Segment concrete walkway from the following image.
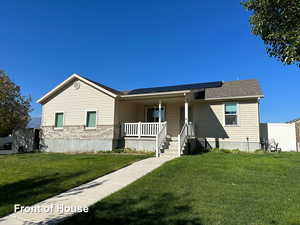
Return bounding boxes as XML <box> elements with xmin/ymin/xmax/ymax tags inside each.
<box><xmin>0</xmin><ymin>155</ymin><xmax>175</xmax><ymax>225</ymax></box>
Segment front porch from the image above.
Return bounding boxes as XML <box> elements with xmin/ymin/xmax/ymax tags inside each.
<box><xmin>116</xmin><ymin>95</ymin><xmax>194</xmax><ymax>157</ymax></box>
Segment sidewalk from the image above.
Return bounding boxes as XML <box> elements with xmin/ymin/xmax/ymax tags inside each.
<box><xmin>0</xmin><ymin>155</ymin><xmax>176</xmax><ymax>225</ymax></box>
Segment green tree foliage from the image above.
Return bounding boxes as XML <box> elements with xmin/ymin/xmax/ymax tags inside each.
<box><xmin>242</xmin><ymin>0</ymin><xmax>300</xmax><ymax>66</ymax></box>
<box><xmin>0</xmin><ymin>70</ymin><xmax>31</xmax><ymax>137</ymax></box>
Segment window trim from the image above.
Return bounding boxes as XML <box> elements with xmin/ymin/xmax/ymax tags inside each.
<box><xmin>85</xmin><ymin>110</ymin><xmax>98</xmax><ymax>129</ymax></box>
<box><xmin>54</xmin><ymin>111</ymin><xmax>64</xmax><ymax>130</ymax></box>
<box><xmin>223</xmin><ymin>102</ymin><xmax>239</xmax><ymax>127</ymax></box>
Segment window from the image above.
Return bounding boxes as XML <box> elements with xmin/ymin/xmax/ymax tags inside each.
<box><xmin>86</xmin><ymin>111</ymin><xmax>97</xmax><ymax>128</ymax></box>
<box><xmin>55</xmin><ymin>112</ymin><xmax>64</xmax><ymax>128</ymax></box>
<box><xmin>146</xmin><ymin>107</ymin><xmax>165</xmax><ymax>122</ymax></box>
<box><xmin>224</xmin><ymin>103</ymin><xmax>238</xmax><ymax>126</ymax></box>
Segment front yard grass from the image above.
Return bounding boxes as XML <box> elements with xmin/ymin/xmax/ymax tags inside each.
<box><xmin>0</xmin><ymin>152</ymin><xmax>149</xmax><ymax>217</ymax></box>
<box><xmin>61</xmin><ymin>152</ymin><xmax>300</xmax><ymax>225</ymax></box>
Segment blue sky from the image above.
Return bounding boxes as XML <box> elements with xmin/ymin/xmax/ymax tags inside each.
<box><xmin>0</xmin><ymin>0</ymin><xmax>299</xmax><ymax>122</ymax></box>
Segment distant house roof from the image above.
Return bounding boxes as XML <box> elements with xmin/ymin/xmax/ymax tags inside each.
<box><xmin>287</xmin><ymin>117</ymin><xmax>300</xmax><ymax>123</ymax></box>
<box><xmin>37</xmin><ymin>74</ymin><xmax>263</xmax><ymax>104</ymax></box>
<box><xmin>26</xmin><ymin>117</ymin><xmax>41</xmax><ymax>128</ymax></box>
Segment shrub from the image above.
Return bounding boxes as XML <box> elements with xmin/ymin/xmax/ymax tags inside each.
<box><xmin>109</xmin><ymin>148</ymin><xmax>154</xmax><ymax>156</ymax></box>
<box><xmin>210</xmin><ymin>148</ymin><xmax>221</xmax><ymax>152</ymax></box>
<box><xmin>231</xmin><ymin>149</ymin><xmax>240</xmax><ymax>154</ymax></box>
<box><xmin>209</xmin><ymin>148</ymin><xmax>239</xmax><ymax>154</ymax></box>
<box><xmin>220</xmin><ymin>149</ymin><xmax>232</xmax><ymax>153</ymax></box>
<box><xmin>255</xmin><ymin>149</ymin><xmax>266</xmax><ymax>154</ymax></box>
<box><xmin>112</xmin><ymin>148</ymin><xmax>124</xmax><ymax>153</ymax></box>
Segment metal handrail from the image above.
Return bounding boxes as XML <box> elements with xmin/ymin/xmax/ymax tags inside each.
<box><xmin>178</xmin><ymin>122</ymin><xmax>189</xmax><ymax>157</ymax></box>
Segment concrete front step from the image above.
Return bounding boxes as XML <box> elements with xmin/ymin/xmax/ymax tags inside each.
<box><xmin>163</xmin><ymin>150</ymin><xmax>178</xmax><ymax>154</ymax></box>
<box><xmin>166</xmin><ymin>136</ymin><xmax>178</xmax><ymax>141</ymax></box>
<box><xmin>164</xmin><ymin>149</ymin><xmax>177</xmax><ymax>152</ymax></box>
<box><xmin>162</xmin><ymin>154</ymin><xmax>178</xmax><ymax>157</ymax></box>
<box><xmin>161</xmin><ymin>150</ymin><xmax>177</xmax><ymax>154</ymax></box>
<box><xmin>162</xmin><ymin>152</ymin><xmax>178</xmax><ymax>155</ymax></box>
<box><xmin>164</xmin><ymin>147</ymin><xmax>177</xmax><ymax>150</ymax></box>
<box><xmin>168</xmin><ymin>144</ymin><xmax>178</xmax><ymax>147</ymax></box>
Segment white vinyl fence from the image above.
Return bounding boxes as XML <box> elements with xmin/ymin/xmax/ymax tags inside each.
<box><xmin>260</xmin><ymin>123</ymin><xmax>297</xmax><ymax>151</ymax></box>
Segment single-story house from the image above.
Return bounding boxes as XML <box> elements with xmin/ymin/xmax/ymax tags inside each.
<box><xmin>37</xmin><ymin>74</ymin><xmax>264</xmax><ymax>156</ymax></box>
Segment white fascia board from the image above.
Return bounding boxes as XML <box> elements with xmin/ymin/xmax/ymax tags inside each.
<box><xmin>120</xmin><ymin>90</ymin><xmax>191</xmax><ymax>98</ymax></box>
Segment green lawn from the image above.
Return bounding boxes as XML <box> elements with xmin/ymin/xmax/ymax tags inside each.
<box><xmin>0</xmin><ymin>152</ymin><xmax>149</xmax><ymax>217</ymax></box>
<box><xmin>61</xmin><ymin>152</ymin><xmax>300</xmax><ymax>225</ymax></box>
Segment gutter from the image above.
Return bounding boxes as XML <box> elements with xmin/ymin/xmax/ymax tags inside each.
<box><xmin>120</xmin><ymin>90</ymin><xmax>191</xmax><ymax>98</ymax></box>
<box><xmin>204</xmin><ymin>95</ymin><xmax>264</xmax><ymax>101</ymax></box>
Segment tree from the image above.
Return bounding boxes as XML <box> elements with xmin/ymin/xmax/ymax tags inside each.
<box><xmin>242</xmin><ymin>0</ymin><xmax>300</xmax><ymax>67</ymax></box>
<box><xmin>0</xmin><ymin>70</ymin><xmax>31</xmax><ymax>137</ymax></box>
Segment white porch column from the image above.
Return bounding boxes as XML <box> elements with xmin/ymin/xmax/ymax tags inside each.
<box><xmin>158</xmin><ymin>100</ymin><xmax>162</xmax><ymax>130</ymax></box>
<box><xmin>184</xmin><ymin>97</ymin><xmax>189</xmax><ymax>124</ymax></box>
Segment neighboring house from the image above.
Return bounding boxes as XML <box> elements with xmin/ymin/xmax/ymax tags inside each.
<box><xmin>37</xmin><ymin>74</ymin><xmax>263</xmax><ymax>155</ymax></box>
<box><xmin>287</xmin><ymin>117</ymin><xmax>300</xmax><ymax>150</ymax></box>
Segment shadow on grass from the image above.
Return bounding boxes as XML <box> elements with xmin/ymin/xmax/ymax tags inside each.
<box><xmin>60</xmin><ymin>192</ymin><xmax>203</xmax><ymax>225</ymax></box>
<box><xmin>0</xmin><ymin>171</ymin><xmax>90</xmax><ymax>217</ymax></box>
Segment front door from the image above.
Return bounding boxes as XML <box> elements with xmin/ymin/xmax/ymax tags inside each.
<box><xmin>146</xmin><ymin>107</ymin><xmax>166</xmax><ymax>122</ymax></box>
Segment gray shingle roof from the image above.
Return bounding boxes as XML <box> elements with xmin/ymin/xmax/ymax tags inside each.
<box><xmin>205</xmin><ymin>79</ymin><xmax>263</xmax><ymax>99</ymax></box>
<box><xmin>83</xmin><ymin>77</ymin><xmax>123</xmax><ymax>95</ymax></box>
<box><xmin>85</xmin><ymin>77</ymin><xmax>263</xmax><ymax>99</ymax></box>
<box><xmin>125</xmin><ymin>81</ymin><xmax>222</xmax><ymax>95</ymax></box>
<box><xmin>287</xmin><ymin>117</ymin><xmax>300</xmax><ymax>123</ymax></box>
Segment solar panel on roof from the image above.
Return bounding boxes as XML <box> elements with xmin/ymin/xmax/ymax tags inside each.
<box><xmin>126</xmin><ymin>81</ymin><xmax>222</xmax><ymax>95</ymax></box>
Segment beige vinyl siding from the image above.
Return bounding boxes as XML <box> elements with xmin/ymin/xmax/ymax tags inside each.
<box><xmin>42</xmin><ymin>79</ymin><xmax>115</xmax><ymax>126</ymax></box>
<box><xmin>114</xmin><ymin>101</ymin><xmax>138</xmax><ymax>124</ymax></box>
<box><xmin>136</xmin><ymin>104</ymin><xmax>145</xmax><ymax>122</ymax></box>
<box><xmin>166</xmin><ymin>102</ymin><xmax>181</xmax><ymax>137</ymax></box>
<box><xmin>193</xmin><ymin>99</ymin><xmax>259</xmax><ymax>143</ymax></box>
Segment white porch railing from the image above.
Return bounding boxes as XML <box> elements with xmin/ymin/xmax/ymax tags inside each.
<box><xmin>178</xmin><ymin>123</ymin><xmax>189</xmax><ymax>157</ymax></box>
<box><xmin>122</xmin><ymin>122</ymin><xmax>166</xmax><ymax>137</ymax></box>
<box><xmin>156</xmin><ymin>122</ymin><xmax>167</xmax><ymax>157</ymax></box>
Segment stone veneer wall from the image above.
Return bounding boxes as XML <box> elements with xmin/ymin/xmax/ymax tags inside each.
<box><xmin>41</xmin><ymin>125</ymin><xmax>115</xmax><ymax>152</ymax></box>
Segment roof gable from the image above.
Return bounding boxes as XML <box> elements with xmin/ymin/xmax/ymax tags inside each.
<box><xmin>37</xmin><ymin>74</ymin><xmax>118</xmax><ymax>104</ymax></box>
